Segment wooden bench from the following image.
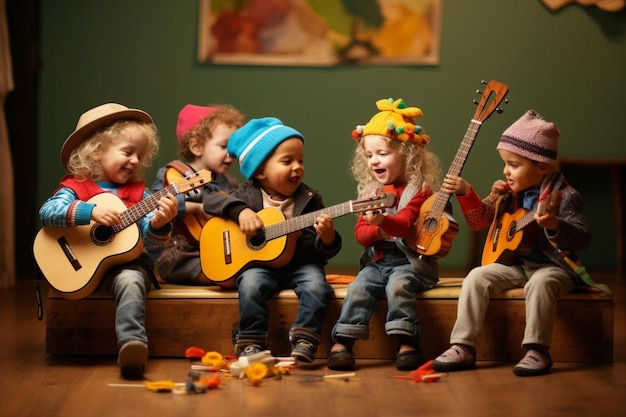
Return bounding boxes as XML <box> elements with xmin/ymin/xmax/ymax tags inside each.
<box><xmin>44</xmin><ymin>277</ymin><xmax>614</xmax><ymax>362</ymax></box>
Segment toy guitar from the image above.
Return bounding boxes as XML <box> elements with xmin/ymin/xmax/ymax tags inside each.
<box><xmin>481</xmin><ymin>207</ymin><xmax>538</xmax><ymax>265</ymax></box>
<box><xmin>406</xmin><ymin>80</ymin><xmax>509</xmax><ymax>257</ymax></box>
<box><xmin>163</xmin><ymin>163</ymin><xmax>213</xmax><ymax>244</ymax></box>
<box><xmin>481</xmin><ymin>190</ymin><xmax>562</xmax><ymax>265</ymax></box>
<box><xmin>33</xmin><ymin>170</ymin><xmax>212</xmax><ymax>300</ymax></box>
<box><xmin>199</xmin><ymin>193</ymin><xmax>397</xmax><ymax>288</ymax></box>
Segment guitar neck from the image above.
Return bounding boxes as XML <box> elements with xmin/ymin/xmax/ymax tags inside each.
<box><xmin>515</xmin><ymin>208</ymin><xmax>537</xmax><ymax>232</ymax></box>
<box><xmin>429</xmin><ymin>118</ymin><xmax>483</xmax><ymax>217</ymax></box>
<box><xmin>264</xmin><ymin>200</ymin><xmax>355</xmax><ymax>240</ymax></box>
<box><xmin>113</xmin><ymin>184</ymin><xmax>178</xmax><ymax>233</ymax></box>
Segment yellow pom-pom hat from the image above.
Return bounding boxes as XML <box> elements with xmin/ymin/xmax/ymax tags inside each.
<box><xmin>352</xmin><ymin>98</ymin><xmax>430</xmax><ymax>146</ymax></box>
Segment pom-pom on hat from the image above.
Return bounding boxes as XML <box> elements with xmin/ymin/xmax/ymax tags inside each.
<box><xmin>497</xmin><ymin>110</ymin><xmax>560</xmax><ymax>164</ymax></box>
<box><xmin>176</xmin><ymin>104</ymin><xmax>218</xmax><ymax>144</ymax></box>
<box><xmin>227</xmin><ymin>117</ymin><xmax>304</xmax><ymax>179</ymax></box>
<box><xmin>352</xmin><ymin>98</ymin><xmax>430</xmax><ymax>146</ymax></box>
<box><xmin>61</xmin><ymin>103</ymin><xmax>153</xmax><ymax>169</ymax></box>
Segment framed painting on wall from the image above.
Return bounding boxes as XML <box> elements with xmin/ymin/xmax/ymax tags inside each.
<box><xmin>197</xmin><ymin>0</ymin><xmax>442</xmax><ymax>66</ymax></box>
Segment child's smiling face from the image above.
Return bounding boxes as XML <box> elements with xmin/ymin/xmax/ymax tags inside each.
<box><xmin>254</xmin><ymin>137</ymin><xmax>304</xmax><ymax>198</ymax></box>
<box><xmin>362</xmin><ymin>135</ymin><xmax>405</xmax><ymax>186</ymax></box>
<box><xmin>97</xmin><ymin>127</ymin><xmax>149</xmax><ymax>184</ymax></box>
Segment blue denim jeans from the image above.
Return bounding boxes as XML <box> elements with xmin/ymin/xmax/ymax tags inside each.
<box><xmin>236</xmin><ymin>263</ymin><xmax>333</xmax><ymax>337</ymax></box>
<box><xmin>102</xmin><ymin>266</ymin><xmax>152</xmax><ymax>348</ymax></box>
<box><xmin>332</xmin><ymin>249</ymin><xmax>436</xmax><ymax>345</ymax></box>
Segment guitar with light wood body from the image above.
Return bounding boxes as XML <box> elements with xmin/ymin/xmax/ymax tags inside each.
<box><xmin>33</xmin><ymin>170</ymin><xmax>212</xmax><ymax>300</ymax></box>
<box><xmin>406</xmin><ymin>80</ymin><xmax>509</xmax><ymax>257</ymax></box>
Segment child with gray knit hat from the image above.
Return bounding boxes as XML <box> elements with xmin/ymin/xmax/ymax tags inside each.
<box><xmin>200</xmin><ymin>117</ymin><xmax>342</xmax><ymax>364</ymax></box>
<box><xmin>432</xmin><ymin>109</ymin><xmax>604</xmax><ymax>377</ymax></box>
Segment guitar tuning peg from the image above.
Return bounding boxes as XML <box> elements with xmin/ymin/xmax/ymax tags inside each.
<box><xmin>475</xmin><ymin>89</ymin><xmax>482</xmax><ymax>95</ymax></box>
<box><xmin>480</xmin><ymin>79</ymin><xmax>487</xmax><ymax>85</ymax></box>
<box><xmin>504</xmin><ymin>99</ymin><xmax>509</xmax><ymax>104</ymax></box>
<box><xmin>472</xmin><ymin>99</ymin><xmax>479</xmax><ymax>105</ymax></box>
<box><xmin>496</xmin><ymin>108</ymin><xmax>503</xmax><ymax>114</ymax></box>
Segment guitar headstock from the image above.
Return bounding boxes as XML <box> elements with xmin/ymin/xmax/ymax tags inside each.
<box><xmin>472</xmin><ymin>80</ymin><xmax>509</xmax><ymax>123</ymax></box>
<box><xmin>172</xmin><ymin>169</ymin><xmax>212</xmax><ymax>194</ymax></box>
<box><xmin>352</xmin><ymin>193</ymin><xmax>397</xmax><ymax>212</ymax></box>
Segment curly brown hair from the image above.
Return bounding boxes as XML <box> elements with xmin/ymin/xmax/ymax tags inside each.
<box><xmin>178</xmin><ymin>104</ymin><xmax>245</xmax><ymax>161</ymax></box>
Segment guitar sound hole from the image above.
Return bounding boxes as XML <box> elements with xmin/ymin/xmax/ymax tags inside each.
<box><xmin>506</xmin><ymin>221</ymin><xmax>517</xmax><ymax>240</ymax></box>
<box><xmin>91</xmin><ymin>224</ymin><xmax>115</xmax><ymax>246</ymax></box>
<box><xmin>248</xmin><ymin>230</ymin><xmax>267</xmax><ymax>250</ymax></box>
<box><xmin>423</xmin><ymin>218</ymin><xmax>439</xmax><ymax>232</ymax></box>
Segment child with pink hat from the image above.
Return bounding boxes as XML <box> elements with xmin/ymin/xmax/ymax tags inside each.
<box><xmin>433</xmin><ymin>110</ymin><xmax>605</xmax><ymax>377</ymax></box>
<box><xmin>150</xmin><ymin>103</ymin><xmax>244</xmax><ymax>285</ymax></box>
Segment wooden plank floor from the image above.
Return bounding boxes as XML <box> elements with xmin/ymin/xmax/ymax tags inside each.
<box><xmin>1</xmin><ymin>271</ymin><xmax>625</xmax><ymax>417</ymax></box>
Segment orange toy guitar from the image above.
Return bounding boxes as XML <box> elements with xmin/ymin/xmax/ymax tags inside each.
<box><xmin>33</xmin><ymin>170</ymin><xmax>212</xmax><ymax>300</ymax></box>
<box><xmin>482</xmin><ymin>190</ymin><xmax>562</xmax><ymax>266</ymax></box>
<box><xmin>163</xmin><ymin>161</ymin><xmax>213</xmax><ymax>244</ymax></box>
<box><xmin>406</xmin><ymin>80</ymin><xmax>509</xmax><ymax>257</ymax></box>
<box><xmin>199</xmin><ymin>193</ymin><xmax>396</xmax><ymax>288</ymax></box>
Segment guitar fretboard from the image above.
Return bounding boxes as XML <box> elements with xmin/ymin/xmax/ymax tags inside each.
<box><xmin>264</xmin><ymin>201</ymin><xmax>353</xmax><ymax>240</ymax></box>
<box><xmin>514</xmin><ymin>209</ymin><xmax>537</xmax><ymax>232</ymax></box>
<box><xmin>112</xmin><ymin>184</ymin><xmax>179</xmax><ymax>233</ymax></box>
<box><xmin>429</xmin><ymin>119</ymin><xmax>483</xmax><ymax>217</ymax></box>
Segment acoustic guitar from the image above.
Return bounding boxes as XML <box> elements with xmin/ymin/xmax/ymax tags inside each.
<box><xmin>406</xmin><ymin>80</ymin><xmax>509</xmax><ymax>257</ymax></box>
<box><xmin>199</xmin><ymin>193</ymin><xmax>397</xmax><ymax>288</ymax></box>
<box><xmin>33</xmin><ymin>170</ymin><xmax>212</xmax><ymax>300</ymax></box>
<box><xmin>163</xmin><ymin>165</ymin><xmax>212</xmax><ymax>244</ymax></box>
<box><xmin>481</xmin><ymin>190</ymin><xmax>562</xmax><ymax>265</ymax></box>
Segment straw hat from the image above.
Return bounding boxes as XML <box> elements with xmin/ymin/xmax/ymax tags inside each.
<box><xmin>60</xmin><ymin>103</ymin><xmax>153</xmax><ymax>169</ymax></box>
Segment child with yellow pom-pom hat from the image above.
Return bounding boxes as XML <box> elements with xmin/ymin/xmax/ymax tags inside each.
<box><xmin>328</xmin><ymin>98</ymin><xmax>443</xmax><ymax>371</ymax></box>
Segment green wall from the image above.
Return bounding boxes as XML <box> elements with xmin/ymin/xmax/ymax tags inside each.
<box><xmin>39</xmin><ymin>0</ymin><xmax>626</xmax><ymax>272</ymax></box>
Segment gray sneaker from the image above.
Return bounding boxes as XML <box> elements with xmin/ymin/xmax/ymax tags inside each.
<box><xmin>432</xmin><ymin>345</ymin><xmax>476</xmax><ymax>372</ymax></box>
<box><xmin>291</xmin><ymin>340</ymin><xmax>317</xmax><ymax>363</ymax></box>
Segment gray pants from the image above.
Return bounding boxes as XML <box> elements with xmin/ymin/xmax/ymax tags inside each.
<box><xmin>450</xmin><ymin>258</ymin><xmax>575</xmax><ymax>349</ymax></box>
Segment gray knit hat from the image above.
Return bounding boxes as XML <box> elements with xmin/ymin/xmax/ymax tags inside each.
<box><xmin>497</xmin><ymin>110</ymin><xmax>559</xmax><ymax>164</ymax></box>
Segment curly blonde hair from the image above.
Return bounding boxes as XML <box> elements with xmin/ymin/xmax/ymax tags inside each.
<box><xmin>66</xmin><ymin>120</ymin><xmax>159</xmax><ymax>182</ymax></box>
<box><xmin>351</xmin><ymin>135</ymin><xmax>442</xmax><ymax>196</ymax></box>
<box><xmin>178</xmin><ymin>104</ymin><xmax>245</xmax><ymax>161</ymax></box>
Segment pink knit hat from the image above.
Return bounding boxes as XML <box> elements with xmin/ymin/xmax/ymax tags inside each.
<box><xmin>497</xmin><ymin>110</ymin><xmax>560</xmax><ymax>163</ymax></box>
<box><xmin>176</xmin><ymin>104</ymin><xmax>218</xmax><ymax>144</ymax></box>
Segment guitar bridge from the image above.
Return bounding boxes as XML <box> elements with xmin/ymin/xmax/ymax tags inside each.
<box><xmin>222</xmin><ymin>230</ymin><xmax>232</xmax><ymax>265</ymax></box>
<box><xmin>58</xmin><ymin>236</ymin><xmax>82</xmax><ymax>271</ymax></box>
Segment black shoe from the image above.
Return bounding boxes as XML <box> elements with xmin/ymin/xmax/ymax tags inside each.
<box><xmin>396</xmin><ymin>350</ymin><xmax>424</xmax><ymax>371</ymax></box>
<box><xmin>327</xmin><ymin>349</ymin><xmax>355</xmax><ymax>370</ymax></box>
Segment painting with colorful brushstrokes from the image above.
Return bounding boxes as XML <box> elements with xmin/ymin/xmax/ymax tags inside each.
<box><xmin>198</xmin><ymin>0</ymin><xmax>441</xmax><ymax>66</ymax></box>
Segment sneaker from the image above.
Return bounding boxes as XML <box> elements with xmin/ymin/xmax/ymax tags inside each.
<box><xmin>431</xmin><ymin>344</ymin><xmax>476</xmax><ymax>372</ymax></box>
<box><xmin>118</xmin><ymin>340</ymin><xmax>148</xmax><ymax>378</ymax></box>
<box><xmin>291</xmin><ymin>339</ymin><xmax>317</xmax><ymax>363</ymax></box>
<box><xmin>513</xmin><ymin>349</ymin><xmax>553</xmax><ymax>377</ymax></box>
<box><xmin>239</xmin><ymin>344</ymin><xmax>264</xmax><ymax>357</ymax></box>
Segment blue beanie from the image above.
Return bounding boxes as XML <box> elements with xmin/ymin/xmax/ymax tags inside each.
<box><xmin>227</xmin><ymin>117</ymin><xmax>304</xmax><ymax>179</ymax></box>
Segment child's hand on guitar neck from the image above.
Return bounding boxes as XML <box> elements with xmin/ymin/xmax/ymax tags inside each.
<box><xmin>151</xmin><ymin>192</ymin><xmax>178</xmax><ymax>230</ymax></box>
<box><xmin>313</xmin><ymin>214</ymin><xmax>336</xmax><ymax>246</ymax></box>
<box><xmin>442</xmin><ymin>174</ymin><xmax>472</xmax><ymax>196</ymax></box>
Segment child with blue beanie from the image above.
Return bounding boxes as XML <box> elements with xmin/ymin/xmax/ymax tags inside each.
<box><xmin>201</xmin><ymin>117</ymin><xmax>342</xmax><ymax>364</ymax></box>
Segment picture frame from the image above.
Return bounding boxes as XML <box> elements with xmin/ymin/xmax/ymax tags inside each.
<box><xmin>198</xmin><ymin>0</ymin><xmax>442</xmax><ymax>66</ymax></box>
